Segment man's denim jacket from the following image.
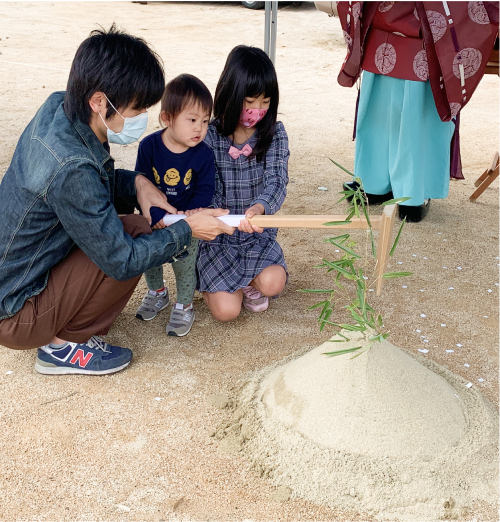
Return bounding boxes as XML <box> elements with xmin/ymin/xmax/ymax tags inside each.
<box><xmin>0</xmin><ymin>92</ymin><xmax>191</xmax><ymax>320</ymax></box>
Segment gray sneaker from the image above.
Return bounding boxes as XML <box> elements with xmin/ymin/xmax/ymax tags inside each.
<box><xmin>135</xmin><ymin>289</ymin><xmax>170</xmax><ymax>321</ymax></box>
<box><xmin>167</xmin><ymin>303</ymin><xmax>195</xmax><ymax>337</ymax></box>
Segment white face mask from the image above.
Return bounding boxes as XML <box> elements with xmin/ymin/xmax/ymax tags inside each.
<box><xmin>99</xmin><ymin>94</ymin><xmax>148</xmax><ymax>145</ymax></box>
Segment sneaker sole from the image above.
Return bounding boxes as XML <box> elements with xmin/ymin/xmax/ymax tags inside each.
<box><xmin>167</xmin><ymin>324</ymin><xmax>193</xmax><ymax>337</ymax></box>
<box><xmin>34</xmin><ymin>360</ymin><xmax>131</xmax><ymax>376</ymax></box>
<box><xmin>135</xmin><ymin>301</ymin><xmax>170</xmax><ymax>321</ymax></box>
<box><xmin>167</xmin><ymin>315</ymin><xmax>195</xmax><ymax>337</ymax></box>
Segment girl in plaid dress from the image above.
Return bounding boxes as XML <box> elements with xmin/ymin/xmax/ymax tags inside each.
<box><xmin>197</xmin><ymin>45</ymin><xmax>289</xmax><ymax>321</ymax></box>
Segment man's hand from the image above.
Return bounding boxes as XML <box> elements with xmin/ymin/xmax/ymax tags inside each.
<box><xmin>184</xmin><ymin>208</ymin><xmax>205</xmax><ymax>217</ymax></box>
<box><xmin>184</xmin><ymin>208</ymin><xmax>235</xmax><ymax>240</ymax></box>
<box><xmin>238</xmin><ymin>203</ymin><xmax>265</xmax><ymax>234</ymax></box>
<box><xmin>135</xmin><ymin>175</ymin><xmax>177</xmax><ymax>225</ymax></box>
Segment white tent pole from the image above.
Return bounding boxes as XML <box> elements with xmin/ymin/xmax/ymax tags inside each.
<box><xmin>264</xmin><ymin>1</ymin><xmax>277</xmax><ymax>65</ymax></box>
<box><xmin>264</xmin><ymin>2</ymin><xmax>271</xmax><ymax>55</ymax></box>
<box><xmin>271</xmin><ymin>1</ymin><xmax>277</xmax><ymax>64</ymax></box>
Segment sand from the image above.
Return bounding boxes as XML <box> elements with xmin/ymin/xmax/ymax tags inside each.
<box><xmin>213</xmin><ymin>331</ymin><xmax>499</xmax><ymax>521</ymax></box>
<box><xmin>0</xmin><ymin>2</ymin><xmax>498</xmax><ymax>521</ymax></box>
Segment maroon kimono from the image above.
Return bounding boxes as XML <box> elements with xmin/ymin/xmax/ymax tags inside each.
<box><xmin>337</xmin><ymin>2</ymin><xmax>498</xmax><ymax>178</ymax></box>
<box><xmin>337</xmin><ymin>1</ymin><xmax>499</xmax><ymax>121</ymax></box>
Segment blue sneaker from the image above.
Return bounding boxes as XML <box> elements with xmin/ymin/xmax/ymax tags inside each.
<box><xmin>34</xmin><ymin>336</ymin><xmax>132</xmax><ymax>375</ymax></box>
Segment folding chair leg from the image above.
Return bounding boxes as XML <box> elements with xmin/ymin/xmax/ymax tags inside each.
<box><xmin>470</xmin><ymin>165</ymin><xmax>499</xmax><ymax>202</ymax></box>
<box><xmin>474</xmin><ymin>168</ymin><xmax>491</xmax><ymax>187</ymax></box>
<box><xmin>472</xmin><ymin>152</ymin><xmax>499</xmax><ymax>190</ymax></box>
<box><xmin>375</xmin><ymin>204</ymin><xmax>397</xmax><ymax>296</ymax></box>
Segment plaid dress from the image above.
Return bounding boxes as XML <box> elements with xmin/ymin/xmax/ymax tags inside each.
<box><xmin>197</xmin><ymin>121</ymin><xmax>289</xmax><ymax>293</ymax></box>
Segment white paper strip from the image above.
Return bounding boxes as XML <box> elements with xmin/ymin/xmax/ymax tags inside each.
<box><xmin>162</xmin><ymin>214</ymin><xmax>246</xmax><ymax>227</ymax></box>
<box><xmin>459</xmin><ymin>63</ymin><xmax>465</xmax><ymax>87</ymax></box>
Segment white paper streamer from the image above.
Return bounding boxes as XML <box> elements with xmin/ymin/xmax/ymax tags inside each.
<box><xmin>162</xmin><ymin>214</ymin><xmax>246</xmax><ymax>227</ymax></box>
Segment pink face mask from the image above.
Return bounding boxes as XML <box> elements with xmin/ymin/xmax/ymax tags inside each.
<box><xmin>239</xmin><ymin>108</ymin><xmax>268</xmax><ymax>128</ymax></box>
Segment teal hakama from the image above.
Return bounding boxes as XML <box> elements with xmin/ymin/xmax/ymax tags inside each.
<box><xmin>354</xmin><ymin>72</ymin><xmax>455</xmax><ymax>207</ymax></box>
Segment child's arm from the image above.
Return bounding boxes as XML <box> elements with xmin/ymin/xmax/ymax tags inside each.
<box><xmin>251</xmin><ymin>122</ymin><xmax>289</xmax><ymax>215</ymax></box>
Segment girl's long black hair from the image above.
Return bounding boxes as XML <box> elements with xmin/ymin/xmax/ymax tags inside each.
<box><xmin>213</xmin><ymin>45</ymin><xmax>279</xmax><ymax>162</ymax></box>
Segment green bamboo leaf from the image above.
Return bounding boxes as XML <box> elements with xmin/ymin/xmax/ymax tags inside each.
<box><xmin>382</xmin><ymin>271</ymin><xmax>413</xmax><ymax>278</ymax></box>
<box><xmin>329</xmin><ymin>234</ymin><xmax>350</xmax><ymax>243</ymax></box>
<box><xmin>323</xmin><ymin>346</ymin><xmax>362</xmax><ymax>357</ymax></box>
<box><xmin>350</xmin><ymin>308</ymin><xmax>365</xmax><ymax>324</ymax></box>
<box><xmin>322</xmin><ymin>261</ymin><xmax>356</xmax><ymax>278</ymax></box>
<box><xmin>381</xmin><ymin>197</ymin><xmax>412</xmax><ymax>206</ymax></box>
<box><xmin>321</xmin><ymin>321</ymin><xmax>343</xmax><ymax>328</ymax></box>
<box><xmin>389</xmin><ymin>217</ymin><xmax>406</xmax><ymax>257</ymax></box>
<box><xmin>339</xmin><ymin>324</ymin><xmax>366</xmax><ymax>332</ymax></box>
<box><xmin>327</xmin><ymin>157</ymin><xmax>353</xmax><ymax>176</ymax></box>
<box><xmin>377</xmin><ymin>314</ymin><xmax>383</xmax><ymax>327</ymax></box>
<box><xmin>353</xmin><ymin>198</ymin><xmax>360</xmax><ymax>218</ymax></box>
<box><xmin>334</xmin><ymin>195</ymin><xmax>349</xmax><ymax>205</ymax></box>
<box><xmin>365</xmin><ymin>302</ymin><xmax>375</xmax><ymax>313</ymax></box>
<box><xmin>323</xmin><ymin>220</ymin><xmax>352</xmax><ymax>226</ymax></box>
<box><xmin>360</xmin><ymin>198</ymin><xmax>372</xmax><ymax>227</ymax></box>
<box><xmin>307</xmin><ymin>300</ymin><xmax>330</xmax><ymax>310</ymax></box>
<box><xmin>350</xmin><ymin>342</ymin><xmax>373</xmax><ymax>359</ymax></box>
<box><xmin>323</xmin><ymin>239</ymin><xmax>362</xmax><ymax>259</ymax></box>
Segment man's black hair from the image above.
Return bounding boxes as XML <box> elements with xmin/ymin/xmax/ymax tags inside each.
<box><xmin>64</xmin><ymin>24</ymin><xmax>165</xmax><ymax>124</ymax></box>
<box><xmin>160</xmin><ymin>74</ymin><xmax>213</xmax><ymax>125</ymax></box>
<box><xmin>213</xmin><ymin>45</ymin><xmax>279</xmax><ymax>162</ymax></box>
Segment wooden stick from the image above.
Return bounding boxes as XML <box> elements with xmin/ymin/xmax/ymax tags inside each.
<box><xmin>374</xmin><ymin>204</ymin><xmax>397</xmax><ymax>296</ymax></box>
<box><xmin>249</xmin><ymin>215</ymin><xmax>382</xmax><ymax>230</ymax></box>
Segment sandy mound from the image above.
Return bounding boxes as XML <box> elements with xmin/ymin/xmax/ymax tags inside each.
<box><xmin>213</xmin><ymin>332</ymin><xmax>498</xmax><ymax>521</ymax></box>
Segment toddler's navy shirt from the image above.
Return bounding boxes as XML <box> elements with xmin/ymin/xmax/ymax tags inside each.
<box><xmin>135</xmin><ymin>129</ymin><xmax>215</xmax><ymax>226</ymax></box>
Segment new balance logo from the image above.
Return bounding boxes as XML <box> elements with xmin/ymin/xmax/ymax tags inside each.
<box><xmin>70</xmin><ymin>349</ymin><xmax>93</xmax><ymax>368</ymax></box>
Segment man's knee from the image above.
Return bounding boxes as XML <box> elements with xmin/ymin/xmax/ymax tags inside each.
<box><xmin>120</xmin><ymin>214</ymin><xmax>152</xmax><ymax>238</ymax></box>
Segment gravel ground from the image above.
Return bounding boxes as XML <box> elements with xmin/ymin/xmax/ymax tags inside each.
<box><xmin>0</xmin><ymin>2</ymin><xmax>498</xmax><ymax>521</ymax></box>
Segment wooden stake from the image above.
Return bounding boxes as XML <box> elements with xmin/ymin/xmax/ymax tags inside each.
<box><xmin>374</xmin><ymin>205</ymin><xmax>397</xmax><ymax>296</ymax></box>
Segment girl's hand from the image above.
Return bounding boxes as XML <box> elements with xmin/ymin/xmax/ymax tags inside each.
<box><xmin>239</xmin><ymin>203</ymin><xmax>265</xmax><ymax>234</ymax></box>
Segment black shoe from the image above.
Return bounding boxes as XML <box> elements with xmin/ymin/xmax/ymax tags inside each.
<box><xmin>398</xmin><ymin>199</ymin><xmax>431</xmax><ymax>223</ymax></box>
<box><xmin>342</xmin><ymin>181</ymin><xmax>394</xmax><ymax>205</ymax></box>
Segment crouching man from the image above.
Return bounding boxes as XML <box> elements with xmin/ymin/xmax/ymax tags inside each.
<box><xmin>0</xmin><ymin>25</ymin><xmax>233</xmax><ymax>375</ymax></box>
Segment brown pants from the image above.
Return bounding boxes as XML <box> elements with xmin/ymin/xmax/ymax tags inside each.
<box><xmin>0</xmin><ymin>215</ymin><xmax>151</xmax><ymax>350</ymax></box>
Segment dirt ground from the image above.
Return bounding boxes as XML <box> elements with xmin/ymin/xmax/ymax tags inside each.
<box><xmin>0</xmin><ymin>2</ymin><xmax>498</xmax><ymax>521</ymax></box>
